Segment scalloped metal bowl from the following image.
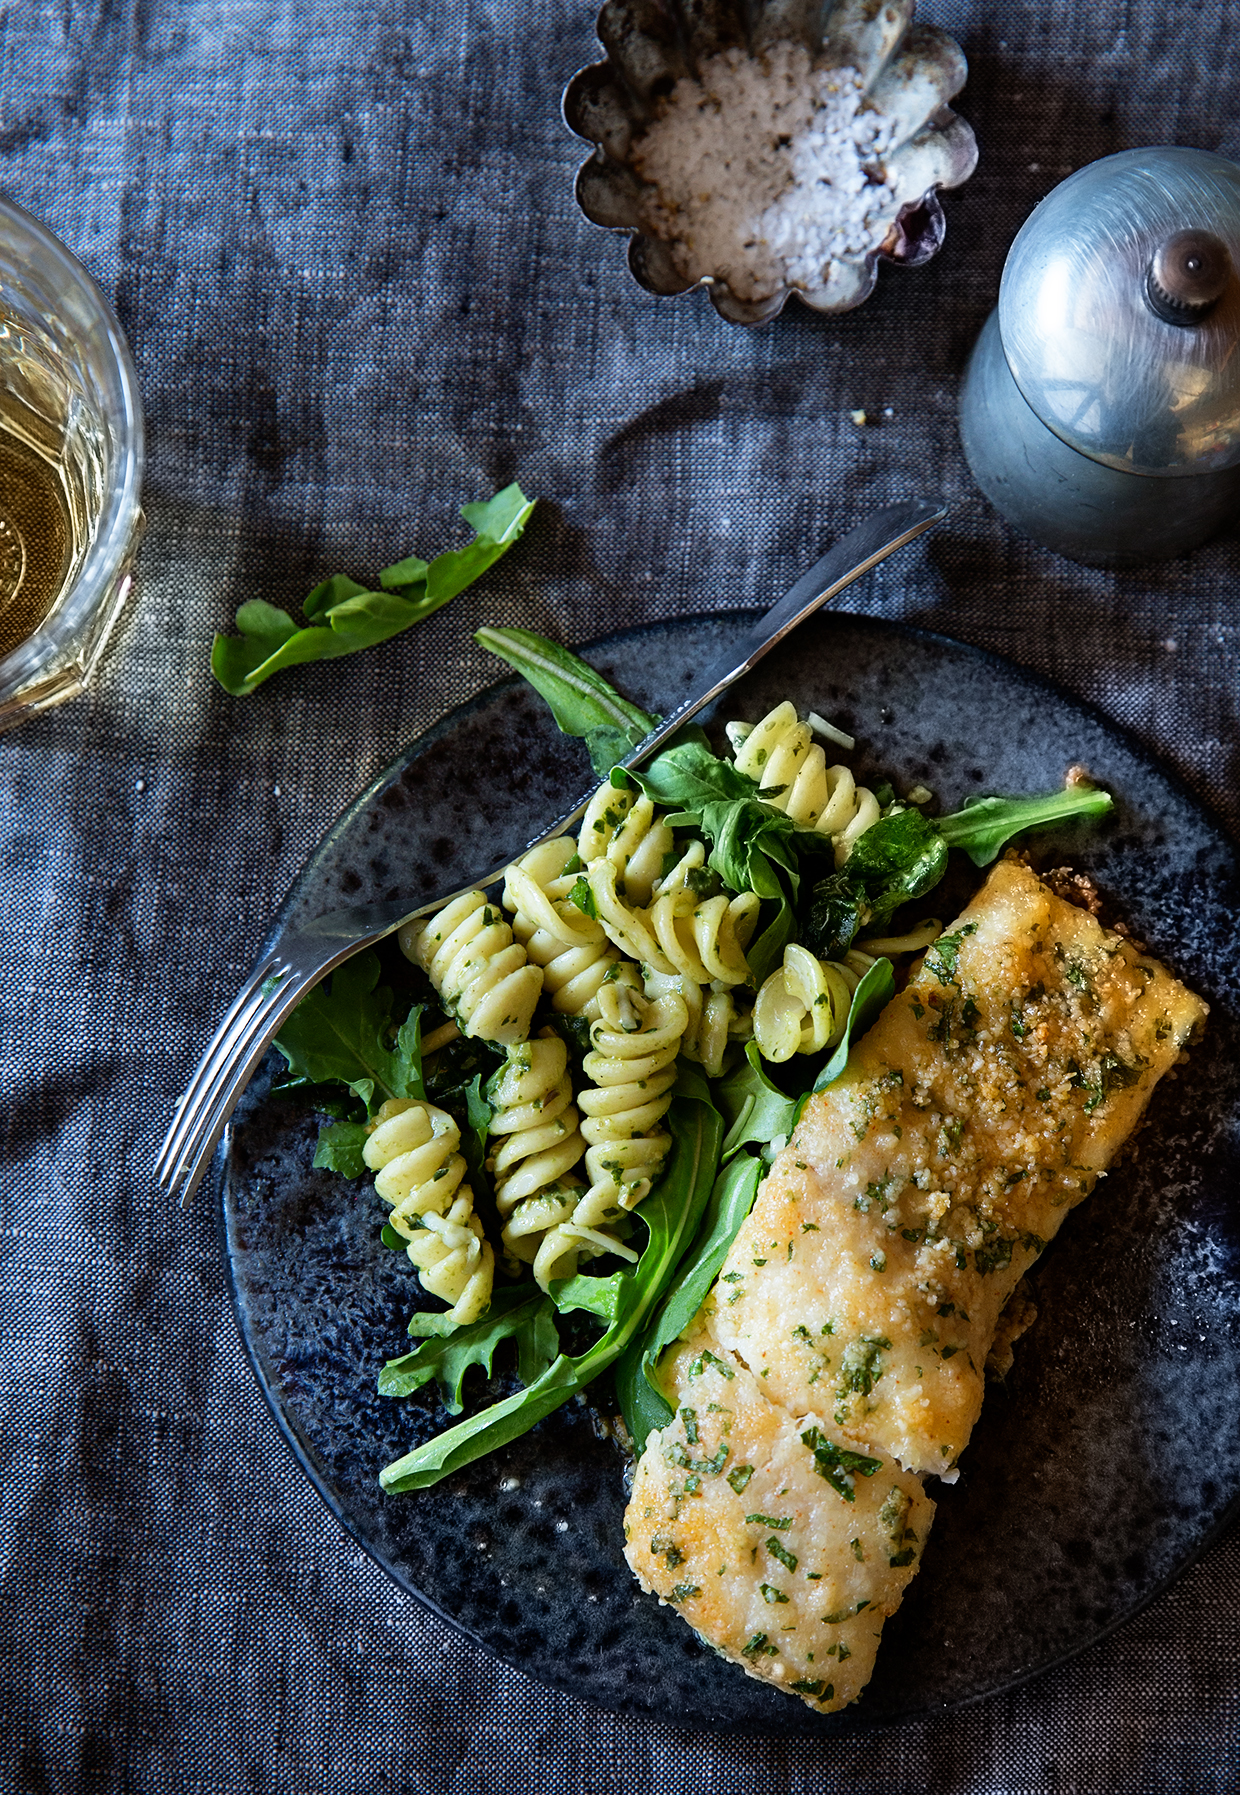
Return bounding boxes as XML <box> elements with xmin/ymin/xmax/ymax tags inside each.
<box><xmin>563</xmin><ymin>0</ymin><xmax>978</xmax><ymax>325</ymax></box>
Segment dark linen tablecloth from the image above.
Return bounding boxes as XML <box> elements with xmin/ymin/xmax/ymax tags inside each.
<box><xmin>2</xmin><ymin>1</ymin><xmax>1238</xmax><ymax>1789</ymax></box>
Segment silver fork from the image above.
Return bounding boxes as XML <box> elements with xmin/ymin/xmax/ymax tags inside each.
<box><xmin>156</xmin><ymin>498</ymin><xmax>946</xmax><ymax>1206</ymax></box>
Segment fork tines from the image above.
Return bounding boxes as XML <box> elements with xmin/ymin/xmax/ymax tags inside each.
<box><xmin>156</xmin><ymin>954</ymin><xmax>300</xmax><ymax>1204</ymax></box>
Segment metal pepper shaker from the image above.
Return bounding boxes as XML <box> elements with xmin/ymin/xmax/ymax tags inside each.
<box><xmin>959</xmin><ymin>147</ymin><xmax>1240</xmax><ymax>567</ymax></box>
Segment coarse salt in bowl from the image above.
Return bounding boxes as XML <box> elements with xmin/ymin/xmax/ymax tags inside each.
<box><xmin>563</xmin><ymin>0</ymin><xmax>979</xmax><ymax>325</ymax></box>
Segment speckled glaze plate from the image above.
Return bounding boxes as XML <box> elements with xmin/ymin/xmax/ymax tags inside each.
<box><xmin>221</xmin><ymin>612</ymin><xmax>1240</xmax><ymax>1734</ymax></box>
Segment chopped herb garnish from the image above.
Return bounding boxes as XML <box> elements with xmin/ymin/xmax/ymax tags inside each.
<box><xmin>878</xmin><ymin>1487</ymin><xmax>911</xmax><ymax>1539</ymax></box>
<box><xmin>649</xmin><ymin>1536</ymin><xmax>684</xmax><ymax>1568</ymax></box>
<box><xmin>567</xmin><ymin>875</ymin><xmax>597</xmax><ymax>920</ymax></box>
<box><xmin>801</xmin><ymin>1426</ymin><xmax>883</xmax><ymax>1503</ymax></box>
<box><xmin>760</xmin><ymin>1583</ymin><xmax>789</xmax><ymax>1605</ymax></box>
<box><xmin>688</xmin><ymin>1349</ymin><xmax>735</xmax><ymax>1382</ymax></box>
<box><xmin>973</xmin><ymin>1237</ymin><xmax>1014</xmax><ymax>1276</ymax></box>
<box><xmin>837</xmin><ymin>1335</ymin><xmax>891</xmax><ymax>1402</ymax></box>
<box><xmin>766</xmin><ymin>1538</ymin><xmax>798</xmax><ymax>1572</ymax></box>
<box><xmin>924</xmin><ymin>924</ymin><xmax>977</xmax><ymax>985</ymax></box>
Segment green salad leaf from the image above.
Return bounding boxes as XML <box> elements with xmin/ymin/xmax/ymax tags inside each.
<box><xmin>938</xmin><ymin>787</ymin><xmax>1116</xmax><ymax>866</ymax></box>
<box><xmin>378</xmin><ymin>1089</ymin><xmax>722</xmax><ymax>1491</ymax></box>
<box><xmin>716</xmin><ymin>1042</ymin><xmax>801</xmax><ymax>1162</ymax></box>
<box><xmin>615</xmin><ymin>1153</ymin><xmax>763</xmax><ymax>1454</ymax></box>
<box><xmin>812</xmin><ymin>957</ymin><xmax>897</xmax><ymax>1091</ymax></box>
<box><xmin>311</xmin><ymin>1119</ymin><xmax>372</xmax><ymax>1179</ymax></box>
<box><xmin>475</xmin><ymin>625</ymin><xmax>659</xmax><ymax>776</ymax></box>
<box><xmin>378</xmin><ymin>1286</ymin><xmax>559</xmax><ymax>1415</ymax></box>
<box><xmin>273</xmin><ymin>952</ymin><xmax>424</xmax><ymax>1115</ymax></box>
<box><xmin>213</xmin><ymin>484</ymin><xmax>535</xmax><ymax>696</ymax></box>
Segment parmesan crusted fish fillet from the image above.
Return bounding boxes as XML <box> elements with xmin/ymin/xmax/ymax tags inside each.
<box><xmin>624</xmin><ymin>1333</ymin><xmax>934</xmax><ymax>1710</ymax></box>
<box><xmin>710</xmin><ymin>858</ymin><xmax>1208</xmax><ymax>1475</ymax></box>
<box><xmin>624</xmin><ymin>858</ymin><xmax>1207</xmax><ymax>1712</ymax></box>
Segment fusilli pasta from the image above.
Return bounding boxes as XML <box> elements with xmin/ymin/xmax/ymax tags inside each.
<box><xmin>577</xmin><ymin>979</ymin><xmax>688</xmax><ymax>1212</ymax></box>
<box><xmin>645</xmin><ymin>968</ymin><xmax>752</xmax><ymax>1079</ymax></box>
<box><xmin>363</xmin><ymin>1098</ymin><xmax>494</xmax><ymax>1324</ymax></box>
<box><xmin>577</xmin><ymin>779</ymin><xmax>672</xmax><ymax>906</ymax></box>
<box><xmin>400</xmin><ymin>890</ymin><xmax>543</xmax><ymax>1043</ymax></box>
<box><xmin>588</xmin><ymin>838</ymin><xmax>759</xmax><ymax>987</ymax></box>
<box><xmin>526</xmin><ymin>980</ymin><xmax>690</xmax><ymax>1288</ymax></box>
<box><xmin>727</xmin><ymin>701</ymin><xmax>880</xmax><ymax>865</ymax></box>
<box><xmin>486</xmin><ymin>1034</ymin><xmax>588</xmax><ymax>1267</ymax></box>
<box><xmin>502</xmin><ymin>838</ymin><xmax>630</xmax><ymax>1018</ymax></box>
<box><xmin>751</xmin><ymin>942</ymin><xmax>880</xmax><ymax>1063</ymax></box>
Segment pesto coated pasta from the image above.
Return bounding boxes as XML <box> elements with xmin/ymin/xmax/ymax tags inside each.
<box><xmin>486</xmin><ymin>1033</ymin><xmax>587</xmax><ymax>1270</ymax></box>
<box><xmin>646</xmin><ymin>968</ymin><xmax>752</xmax><ymax>1079</ymax></box>
<box><xmin>401</xmin><ymin>890</ymin><xmax>543</xmax><ymax>1043</ymax></box>
<box><xmin>503</xmin><ymin>838</ymin><xmax>630</xmax><ymax>1018</ymax></box>
<box><xmin>727</xmin><ymin>700</ymin><xmax>879</xmax><ymax>864</ymax></box>
<box><xmin>588</xmin><ymin>837</ymin><xmax>759</xmax><ymax>987</ymax></box>
<box><xmin>364</xmin><ymin>1099</ymin><xmax>494</xmax><ymax>1325</ymax></box>
<box><xmin>576</xmin><ymin>979</ymin><xmax>689</xmax><ymax>1214</ymax></box>
<box><xmin>752</xmin><ymin>942</ymin><xmax>878</xmax><ymax>1063</ymax></box>
<box><xmin>577</xmin><ymin>779</ymin><xmax>672</xmax><ymax>906</ymax></box>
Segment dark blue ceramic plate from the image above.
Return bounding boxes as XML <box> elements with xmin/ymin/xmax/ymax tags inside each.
<box><xmin>221</xmin><ymin>612</ymin><xmax>1240</xmax><ymax>1734</ymax></box>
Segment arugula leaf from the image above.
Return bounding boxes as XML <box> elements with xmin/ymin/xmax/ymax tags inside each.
<box><xmin>806</xmin><ymin>812</ymin><xmax>945</xmax><ymax>958</ymax></box>
<box><xmin>423</xmin><ymin>1033</ymin><xmax>505</xmax><ymax>1109</ymax></box>
<box><xmin>716</xmin><ymin>1042</ymin><xmax>801</xmax><ymax>1161</ymax></box>
<box><xmin>845</xmin><ymin>809</ymin><xmax>948</xmax><ymax>919</ymax></box>
<box><xmin>801</xmin><ymin>871</ymin><xmax>868</xmax><ymax>963</ymax></box>
<box><xmin>212</xmin><ymin>484</ymin><xmax>534</xmax><ymax>696</ymax></box>
<box><xmin>378</xmin><ymin>1090</ymin><xmax>722</xmax><ymax>1491</ymax></box>
<box><xmin>812</xmin><ymin>958</ymin><xmax>897</xmax><ymax>1091</ymax></box>
<box><xmin>475</xmin><ymin>626</ymin><xmax>659</xmax><ymax>777</ymax></box>
<box><xmin>378</xmin><ymin>1286</ymin><xmax>558</xmax><ymax>1414</ymax></box>
<box><xmin>938</xmin><ymin>786</ymin><xmax>1115</xmax><ymax>866</ymax></box>
<box><xmin>311</xmin><ymin>1119</ymin><xmax>372</xmax><ymax>1178</ymax></box>
<box><xmin>615</xmin><ymin>1153</ymin><xmax>762</xmax><ymax>1453</ymax></box>
<box><xmin>462</xmin><ymin>1075</ymin><xmax>494</xmax><ymax>1178</ymax></box>
<box><xmin>273</xmin><ymin>953</ymin><xmax>424</xmax><ymax>1115</ymax></box>
<box><xmin>635</xmin><ymin>738</ymin><xmax>755</xmax><ymax>814</ymax></box>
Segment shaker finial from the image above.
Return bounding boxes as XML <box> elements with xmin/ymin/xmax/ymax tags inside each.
<box><xmin>1146</xmin><ymin>229</ymin><xmax>1232</xmax><ymax>324</ymax></box>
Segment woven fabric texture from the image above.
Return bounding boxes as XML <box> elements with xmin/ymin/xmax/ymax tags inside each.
<box><xmin>1</xmin><ymin>1</ymin><xmax>1238</xmax><ymax>1789</ymax></box>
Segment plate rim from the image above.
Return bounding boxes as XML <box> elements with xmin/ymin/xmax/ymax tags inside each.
<box><xmin>218</xmin><ymin>605</ymin><xmax>1240</xmax><ymax>1734</ymax></box>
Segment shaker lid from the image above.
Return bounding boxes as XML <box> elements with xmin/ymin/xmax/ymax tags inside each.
<box><xmin>999</xmin><ymin>147</ymin><xmax>1240</xmax><ymax>476</ymax></box>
